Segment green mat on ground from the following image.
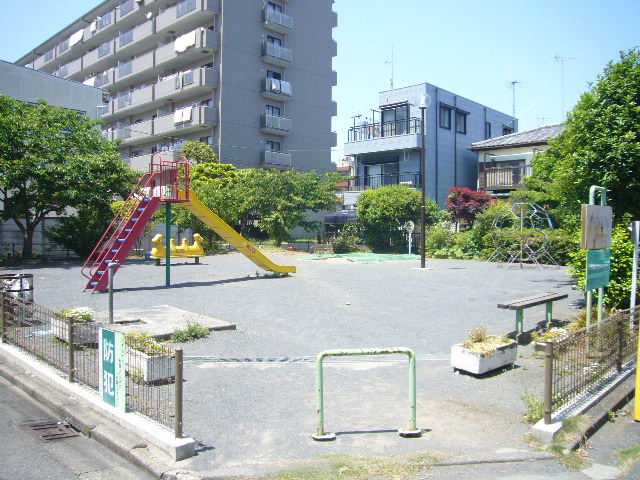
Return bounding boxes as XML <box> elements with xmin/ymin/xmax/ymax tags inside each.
<box><xmin>304</xmin><ymin>253</ymin><xmax>419</xmax><ymax>263</ymax></box>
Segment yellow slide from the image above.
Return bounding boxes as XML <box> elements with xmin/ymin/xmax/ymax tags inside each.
<box><xmin>182</xmin><ymin>190</ymin><xmax>296</xmax><ymax>274</ymax></box>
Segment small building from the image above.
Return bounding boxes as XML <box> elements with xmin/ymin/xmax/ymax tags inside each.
<box><xmin>343</xmin><ymin>83</ymin><xmax>516</xmax><ymax>206</ymax></box>
<box><xmin>469</xmin><ymin>123</ymin><xmax>564</xmax><ymax>196</ymax></box>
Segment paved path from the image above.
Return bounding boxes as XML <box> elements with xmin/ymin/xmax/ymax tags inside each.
<box><xmin>3</xmin><ymin>252</ymin><xmax>638</xmax><ymax>479</ymax></box>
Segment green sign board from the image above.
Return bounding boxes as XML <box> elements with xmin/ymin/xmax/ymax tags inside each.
<box><xmin>586</xmin><ymin>249</ymin><xmax>611</xmax><ymax>291</ymax></box>
<box><xmin>99</xmin><ymin>328</ymin><xmax>125</xmax><ymax>410</ymax></box>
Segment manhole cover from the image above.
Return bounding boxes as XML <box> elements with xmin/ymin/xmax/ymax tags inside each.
<box><xmin>21</xmin><ymin>420</ymin><xmax>80</xmax><ymax>442</ymax></box>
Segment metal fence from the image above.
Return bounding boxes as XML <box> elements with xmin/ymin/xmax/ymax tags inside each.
<box><xmin>544</xmin><ymin>306</ymin><xmax>640</xmax><ymax>423</ymax></box>
<box><xmin>0</xmin><ymin>294</ymin><xmax>182</xmax><ymax>434</ymax></box>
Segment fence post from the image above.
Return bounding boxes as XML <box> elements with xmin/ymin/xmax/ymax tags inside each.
<box><xmin>617</xmin><ymin>312</ymin><xmax>625</xmax><ymax>371</ymax></box>
<box><xmin>68</xmin><ymin>315</ymin><xmax>75</xmax><ymax>383</ymax></box>
<box><xmin>544</xmin><ymin>341</ymin><xmax>553</xmax><ymax>424</ymax></box>
<box><xmin>174</xmin><ymin>348</ymin><xmax>183</xmax><ymax>439</ymax></box>
<box><xmin>0</xmin><ymin>292</ymin><xmax>5</xmax><ymax>344</ymax></box>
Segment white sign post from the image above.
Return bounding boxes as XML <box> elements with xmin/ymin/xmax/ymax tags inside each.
<box><xmin>404</xmin><ymin>221</ymin><xmax>415</xmax><ymax>255</ymax></box>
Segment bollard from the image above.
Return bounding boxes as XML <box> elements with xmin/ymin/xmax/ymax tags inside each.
<box><xmin>68</xmin><ymin>315</ymin><xmax>75</xmax><ymax>383</ymax></box>
<box><xmin>312</xmin><ymin>347</ymin><xmax>420</xmax><ymax>441</ymax></box>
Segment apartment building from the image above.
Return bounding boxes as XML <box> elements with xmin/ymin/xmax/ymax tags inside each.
<box><xmin>16</xmin><ymin>0</ymin><xmax>337</xmax><ymax>172</ymax></box>
<box><xmin>343</xmin><ymin>83</ymin><xmax>516</xmax><ymax>207</ymax></box>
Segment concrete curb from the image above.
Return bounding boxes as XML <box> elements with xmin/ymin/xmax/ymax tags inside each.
<box><xmin>0</xmin><ymin>346</ymin><xmax>201</xmax><ymax>480</ymax></box>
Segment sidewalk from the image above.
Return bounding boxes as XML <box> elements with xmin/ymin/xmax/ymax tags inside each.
<box><xmin>1</xmin><ymin>253</ymin><xmax>637</xmax><ymax>478</ymax></box>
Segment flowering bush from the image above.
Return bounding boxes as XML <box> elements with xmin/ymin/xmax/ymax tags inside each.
<box><xmin>56</xmin><ymin>307</ymin><xmax>95</xmax><ymax>323</ymax></box>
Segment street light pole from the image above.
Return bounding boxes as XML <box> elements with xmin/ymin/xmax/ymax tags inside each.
<box><xmin>418</xmin><ymin>93</ymin><xmax>431</xmax><ymax>269</ymax></box>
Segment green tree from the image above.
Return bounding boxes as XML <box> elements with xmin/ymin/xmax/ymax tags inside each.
<box><xmin>356</xmin><ymin>185</ymin><xmax>438</xmax><ymax>252</ymax></box>
<box><xmin>525</xmin><ymin>49</ymin><xmax>640</xmax><ymax>225</ymax></box>
<box><xmin>0</xmin><ymin>96</ymin><xmax>134</xmax><ymax>258</ymax></box>
<box><xmin>180</xmin><ymin>141</ymin><xmax>218</xmax><ymax>164</ymax></box>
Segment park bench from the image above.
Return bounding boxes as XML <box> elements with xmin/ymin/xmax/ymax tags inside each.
<box><xmin>498</xmin><ymin>292</ymin><xmax>568</xmax><ymax>335</ymax></box>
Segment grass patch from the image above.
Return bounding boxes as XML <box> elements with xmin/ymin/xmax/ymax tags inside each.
<box><xmin>262</xmin><ymin>452</ymin><xmax>446</xmax><ymax>480</ymax></box>
<box><xmin>524</xmin><ymin>416</ymin><xmax>590</xmax><ymax>471</ymax></box>
<box><xmin>171</xmin><ymin>321</ymin><xmax>209</xmax><ymax>343</ymax></box>
<box><xmin>521</xmin><ymin>391</ymin><xmax>545</xmax><ymax>424</ymax></box>
<box><xmin>617</xmin><ymin>444</ymin><xmax>640</xmax><ymax>474</ymax></box>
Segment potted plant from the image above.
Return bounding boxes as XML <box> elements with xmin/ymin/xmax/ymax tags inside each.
<box><xmin>51</xmin><ymin>307</ymin><xmax>98</xmax><ymax>344</ymax></box>
<box><xmin>451</xmin><ymin>325</ymin><xmax>517</xmax><ymax>375</ymax></box>
<box><xmin>125</xmin><ymin>332</ymin><xmax>175</xmax><ymax>383</ymax></box>
<box><xmin>531</xmin><ymin>327</ymin><xmax>568</xmax><ymax>352</ymax></box>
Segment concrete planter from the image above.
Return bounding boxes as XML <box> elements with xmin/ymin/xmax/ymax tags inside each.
<box><xmin>451</xmin><ymin>341</ymin><xmax>517</xmax><ymax>375</ymax></box>
<box><xmin>50</xmin><ymin>317</ymin><xmax>98</xmax><ymax>345</ymax></box>
<box><xmin>126</xmin><ymin>347</ymin><xmax>175</xmax><ymax>383</ymax></box>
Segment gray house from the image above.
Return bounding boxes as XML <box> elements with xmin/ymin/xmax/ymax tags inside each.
<box><xmin>343</xmin><ymin>83</ymin><xmax>516</xmax><ymax>207</ymax></box>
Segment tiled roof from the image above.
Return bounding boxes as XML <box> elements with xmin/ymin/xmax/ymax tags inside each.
<box><xmin>469</xmin><ymin>123</ymin><xmax>564</xmax><ymax>151</ymax></box>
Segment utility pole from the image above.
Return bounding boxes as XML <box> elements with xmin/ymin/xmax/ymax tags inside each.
<box><xmin>555</xmin><ymin>54</ymin><xmax>576</xmax><ymax>121</ymax></box>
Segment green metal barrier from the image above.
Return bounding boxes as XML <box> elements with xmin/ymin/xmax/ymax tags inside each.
<box><xmin>312</xmin><ymin>347</ymin><xmax>421</xmax><ymax>441</ymax></box>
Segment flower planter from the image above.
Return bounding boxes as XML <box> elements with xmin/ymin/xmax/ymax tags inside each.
<box><xmin>50</xmin><ymin>317</ymin><xmax>98</xmax><ymax>345</ymax></box>
<box><xmin>126</xmin><ymin>347</ymin><xmax>175</xmax><ymax>383</ymax></box>
<box><xmin>451</xmin><ymin>341</ymin><xmax>517</xmax><ymax>375</ymax></box>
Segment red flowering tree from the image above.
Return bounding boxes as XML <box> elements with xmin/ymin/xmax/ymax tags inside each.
<box><xmin>445</xmin><ymin>187</ymin><xmax>494</xmax><ymax>230</ymax></box>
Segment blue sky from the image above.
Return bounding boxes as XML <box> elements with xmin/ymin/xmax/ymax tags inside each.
<box><xmin>2</xmin><ymin>0</ymin><xmax>639</xmax><ymax>163</ymax></box>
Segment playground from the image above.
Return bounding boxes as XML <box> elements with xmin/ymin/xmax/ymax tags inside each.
<box><xmin>2</xmin><ymin>249</ymin><xmax>585</xmax><ymax>477</ymax></box>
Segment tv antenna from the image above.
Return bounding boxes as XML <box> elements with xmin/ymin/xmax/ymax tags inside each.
<box><xmin>536</xmin><ymin>116</ymin><xmax>552</xmax><ymax>126</ymax></box>
<box><xmin>555</xmin><ymin>54</ymin><xmax>576</xmax><ymax>120</ymax></box>
<box><xmin>506</xmin><ymin>79</ymin><xmax>521</xmax><ymax>120</ymax></box>
<box><xmin>385</xmin><ymin>46</ymin><xmax>396</xmax><ymax>89</ymax></box>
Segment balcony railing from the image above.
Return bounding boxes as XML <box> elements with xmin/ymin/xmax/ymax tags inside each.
<box><xmin>260</xmin><ymin>113</ymin><xmax>292</xmax><ymax>135</ymax></box>
<box><xmin>348</xmin><ymin>172</ymin><xmax>421</xmax><ymax>191</ymax></box>
<box><xmin>262</xmin><ymin>42</ymin><xmax>293</xmax><ymax>67</ymax></box>
<box><xmin>263</xmin><ymin>7</ymin><xmax>293</xmax><ymax>34</ymax></box>
<box><xmin>261</xmin><ymin>77</ymin><xmax>292</xmax><ymax>100</ymax></box>
<box><xmin>260</xmin><ymin>150</ymin><xmax>292</xmax><ymax>167</ymax></box>
<box><xmin>479</xmin><ymin>165</ymin><xmax>532</xmax><ymax>190</ymax></box>
<box><xmin>348</xmin><ymin>118</ymin><xmax>421</xmax><ymax>142</ymax></box>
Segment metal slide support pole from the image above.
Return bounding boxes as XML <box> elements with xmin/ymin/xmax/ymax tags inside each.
<box><xmin>312</xmin><ymin>348</ymin><xmax>420</xmax><ymax>441</ymax></box>
<box><xmin>166</xmin><ymin>203</ymin><xmax>171</xmax><ymax>287</ymax></box>
<box><xmin>108</xmin><ymin>261</ymin><xmax>119</xmax><ymax>324</ymax></box>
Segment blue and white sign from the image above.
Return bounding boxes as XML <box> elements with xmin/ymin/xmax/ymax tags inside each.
<box><xmin>99</xmin><ymin>328</ymin><xmax>126</xmax><ymax>411</ymax></box>
<box><xmin>586</xmin><ymin>249</ymin><xmax>611</xmax><ymax>292</ymax></box>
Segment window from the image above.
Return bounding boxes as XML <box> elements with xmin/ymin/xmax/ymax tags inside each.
<box><xmin>199</xmin><ymin>136</ymin><xmax>212</xmax><ymax>145</ymax></box>
<box><xmin>503</xmin><ymin>125</ymin><xmax>514</xmax><ymax>135</ymax></box>
<box><xmin>58</xmin><ymin>39</ymin><xmax>70</xmax><ymax>54</ymax></box>
<box><xmin>118</xmin><ymin>59</ymin><xmax>132</xmax><ymax>77</ymax></box>
<box><xmin>267</xmin><ymin>36</ymin><xmax>282</xmax><ymax>47</ymax></box>
<box><xmin>267</xmin><ymin>70</ymin><xmax>282</xmax><ymax>80</ymax></box>
<box><xmin>177</xmin><ymin>0</ymin><xmax>197</xmax><ymax>18</ymax></box>
<box><xmin>268</xmin><ymin>2</ymin><xmax>283</xmax><ymax>13</ymax></box>
<box><xmin>118</xmin><ymin>91</ymin><xmax>132</xmax><ymax>108</ymax></box>
<box><xmin>183</xmin><ymin>70</ymin><xmax>195</xmax><ymax>86</ymax></box>
<box><xmin>485</xmin><ymin>122</ymin><xmax>492</xmax><ymax>139</ymax></box>
<box><xmin>265</xmin><ymin>105</ymin><xmax>281</xmax><ymax>117</ymax></box>
<box><xmin>119</xmin><ymin>28</ymin><xmax>134</xmax><ymax>47</ymax></box>
<box><xmin>266</xmin><ymin>140</ymin><xmax>281</xmax><ymax>151</ymax></box>
<box><xmin>439</xmin><ymin>104</ymin><xmax>452</xmax><ymax>129</ymax></box>
<box><xmin>456</xmin><ymin>110</ymin><xmax>468</xmax><ymax>134</ymax></box>
<box><xmin>98</xmin><ymin>12</ymin><xmax>112</xmax><ymax>29</ymax></box>
<box><xmin>97</xmin><ymin>41</ymin><xmax>111</xmax><ymax>58</ymax></box>
<box><xmin>380</xmin><ymin>104</ymin><xmax>409</xmax><ymax>136</ymax></box>
<box><xmin>119</xmin><ymin>0</ymin><xmax>134</xmax><ymax>17</ymax></box>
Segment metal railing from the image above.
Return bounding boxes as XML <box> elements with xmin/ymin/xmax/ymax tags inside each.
<box><xmin>544</xmin><ymin>306</ymin><xmax>640</xmax><ymax>423</ymax></box>
<box><xmin>348</xmin><ymin>172</ymin><xmax>420</xmax><ymax>191</ymax></box>
<box><xmin>479</xmin><ymin>165</ymin><xmax>532</xmax><ymax>190</ymax></box>
<box><xmin>1</xmin><ymin>294</ymin><xmax>182</xmax><ymax>434</ymax></box>
<box><xmin>348</xmin><ymin>118</ymin><xmax>421</xmax><ymax>142</ymax></box>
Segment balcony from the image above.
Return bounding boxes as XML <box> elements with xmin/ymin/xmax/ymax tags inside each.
<box><xmin>128</xmin><ymin>150</ymin><xmax>183</xmax><ymax>171</ymax></box>
<box><xmin>155</xmin><ymin>0</ymin><xmax>220</xmax><ymax>37</ymax></box>
<box><xmin>261</xmin><ymin>42</ymin><xmax>292</xmax><ymax>68</ymax></box>
<box><xmin>155</xmin><ymin>29</ymin><xmax>220</xmax><ymax>70</ymax></box>
<box><xmin>116</xmin><ymin>20</ymin><xmax>156</xmax><ymax>59</ymax></box>
<box><xmin>344</xmin><ymin>118</ymin><xmax>422</xmax><ymax>156</ymax></box>
<box><xmin>116</xmin><ymin>0</ymin><xmax>144</xmax><ymax>29</ymax></box>
<box><xmin>155</xmin><ymin>67</ymin><xmax>218</xmax><ymax>103</ymax></box>
<box><xmin>82</xmin><ymin>9</ymin><xmax>117</xmax><ymax>51</ymax></box>
<box><xmin>260</xmin><ymin>113</ymin><xmax>292</xmax><ymax>135</ymax></box>
<box><xmin>260</xmin><ymin>150</ymin><xmax>292</xmax><ymax>167</ymax></box>
<box><xmin>154</xmin><ymin>106</ymin><xmax>218</xmax><ymax>136</ymax></box>
<box><xmin>62</xmin><ymin>56</ymin><xmax>84</xmax><ymax>80</ymax></box>
<box><xmin>111</xmin><ymin>84</ymin><xmax>155</xmax><ymax>118</ymax></box>
<box><xmin>111</xmin><ymin>50</ymin><xmax>155</xmax><ymax>89</ymax></box>
<box><xmin>348</xmin><ymin>172</ymin><xmax>421</xmax><ymax>192</ymax></box>
<box><xmin>479</xmin><ymin>165</ymin><xmax>531</xmax><ymax>191</ymax></box>
<box><xmin>33</xmin><ymin>47</ymin><xmax>57</xmax><ymax>70</ymax></box>
<box><xmin>263</xmin><ymin>7</ymin><xmax>293</xmax><ymax>35</ymax></box>
<box><xmin>261</xmin><ymin>77</ymin><xmax>292</xmax><ymax>101</ymax></box>
<box><xmin>83</xmin><ymin>39</ymin><xmax>117</xmax><ymax>74</ymax></box>
<box><xmin>107</xmin><ymin>119</ymin><xmax>154</xmax><ymax>145</ymax></box>
<box><xmin>93</xmin><ymin>68</ymin><xmax>116</xmax><ymax>88</ymax></box>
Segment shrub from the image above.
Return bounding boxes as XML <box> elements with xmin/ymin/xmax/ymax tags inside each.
<box><xmin>332</xmin><ymin>223</ymin><xmax>361</xmax><ymax>254</ymax></box>
<box><xmin>171</xmin><ymin>321</ymin><xmax>209</xmax><ymax>343</ymax></box>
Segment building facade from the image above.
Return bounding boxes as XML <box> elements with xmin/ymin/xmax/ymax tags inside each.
<box><xmin>469</xmin><ymin>123</ymin><xmax>564</xmax><ymax>196</ymax></box>
<box><xmin>16</xmin><ymin>0</ymin><xmax>337</xmax><ymax>172</ymax></box>
<box><xmin>343</xmin><ymin>83</ymin><xmax>516</xmax><ymax>207</ymax></box>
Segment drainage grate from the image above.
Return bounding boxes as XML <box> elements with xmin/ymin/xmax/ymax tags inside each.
<box><xmin>21</xmin><ymin>420</ymin><xmax>80</xmax><ymax>442</ymax></box>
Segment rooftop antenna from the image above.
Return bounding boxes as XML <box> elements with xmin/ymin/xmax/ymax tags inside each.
<box><xmin>385</xmin><ymin>45</ymin><xmax>395</xmax><ymax>89</ymax></box>
<box><xmin>555</xmin><ymin>54</ymin><xmax>576</xmax><ymax>121</ymax></box>
<box><xmin>506</xmin><ymin>79</ymin><xmax>521</xmax><ymax>120</ymax></box>
<box><xmin>536</xmin><ymin>116</ymin><xmax>552</xmax><ymax>126</ymax></box>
